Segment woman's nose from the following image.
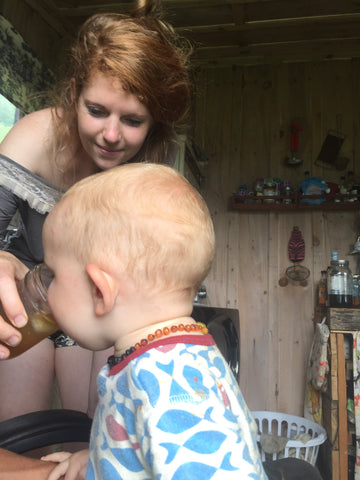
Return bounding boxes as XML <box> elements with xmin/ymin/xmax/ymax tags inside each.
<box><xmin>103</xmin><ymin>118</ymin><xmax>121</xmax><ymax>143</ymax></box>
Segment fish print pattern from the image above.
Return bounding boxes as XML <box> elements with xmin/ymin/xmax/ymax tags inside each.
<box><xmin>87</xmin><ymin>339</ymin><xmax>268</xmax><ymax>479</ymax></box>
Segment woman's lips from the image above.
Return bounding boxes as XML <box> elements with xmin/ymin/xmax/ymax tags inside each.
<box><xmin>96</xmin><ymin>144</ymin><xmax>123</xmax><ymax>157</ymax></box>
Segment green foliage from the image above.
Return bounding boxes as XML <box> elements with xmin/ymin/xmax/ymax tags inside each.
<box><xmin>0</xmin><ymin>94</ymin><xmax>17</xmax><ymax>142</ymax></box>
<box><xmin>0</xmin><ymin>95</ymin><xmax>16</xmax><ymax>126</ymax></box>
<box><xmin>0</xmin><ymin>124</ymin><xmax>11</xmax><ymax>143</ymax></box>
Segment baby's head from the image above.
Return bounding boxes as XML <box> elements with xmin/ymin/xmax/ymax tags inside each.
<box><xmin>43</xmin><ymin>163</ymin><xmax>215</xmax><ymax>301</ymax></box>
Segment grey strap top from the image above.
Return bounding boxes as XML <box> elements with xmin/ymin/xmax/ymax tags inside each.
<box><xmin>0</xmin><ymin>153</ymin><xmax>64</xmax><ymax>268</ymax></box>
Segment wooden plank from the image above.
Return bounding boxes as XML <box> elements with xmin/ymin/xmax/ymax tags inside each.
<box><xmin>322</xmin><ymin>392</ymin><xmax>339</xmax><ymax>448</ymax></box>
<box><xmin>276</xmin><ymin>214</ymin><xmax>314</xmax><ymax>415</ymax></box>
<box><xmin>352</xmin><ymin>59</ymin><xmax>360</xmax><ymax>169</ymax></box>
<box><xmin>329</xmin><ymin>333</ymin><xmax>338</xmax><ymax>401</ymax></box>
<box><xmin>328</xmin><ymin>308</ymin><xmax>360</xmax><ymax>331</ymax></box>
<box><xmin>179</xmin><ymin>15</ymin><xmax>360</xmax><ymax>48</ymax></box>
<box><xmin>332</xmin><ymin>454</ymin><xmax>340</xmax><ymax>480</ymax></box>
<box><xmin>192</xmin><ymin>38</ymin><xmax>360</xmax><ymax>67</ymax></box>
<box><xmin>337</xmin><ymin>334</ymin><xmax>348</xmax><ymax>480</ymax></box>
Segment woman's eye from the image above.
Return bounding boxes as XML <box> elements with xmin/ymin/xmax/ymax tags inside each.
<box><xmin>87</xmin><ymin>105</ymin><xmax>107</xmax><ymax>117</ymax></box>
<box><xmin>123</xmin><ymin>118</ymin><xmax>142</xmax><ymax>127</ymax></box>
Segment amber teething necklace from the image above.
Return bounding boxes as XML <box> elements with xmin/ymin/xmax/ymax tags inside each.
<box><xmin>107</xmin><ymin>322</ymin><xmax>208</xmax><ymax>367</ymax></box>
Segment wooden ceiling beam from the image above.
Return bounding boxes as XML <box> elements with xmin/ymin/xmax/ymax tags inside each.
<box><xmin>191</xmin><ymin>38</ymin><xmax>360</xmax><ymax>67</ymax></box>
<box><xmin>7</xmin><ymin>0</ymin><xmax>360</xmax><ymax>69</ymax></box>
<box><xmin>50</xmin><ymin>1</ymin><xmax>360</xmax><ymax>23</ymax></box>
<box><xmin>179</xmin><ymin>14</ymin><xmax>360</xmax><ymax>48</ymax></box>
<box><xmin>22</xmin><ymin>0</ymin><xmax>72</xmax><ymax>36</ymax></box>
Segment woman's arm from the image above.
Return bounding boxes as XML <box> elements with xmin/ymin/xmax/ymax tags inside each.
<box><xmin>0</xmin><ymin>161</ymin><xmax>31</xmax><ymax>358</ymax></box>
<box><xmin>0</xmin><ymin>108</ymin><xmax>57</xmax><ymax>358</ymax></box>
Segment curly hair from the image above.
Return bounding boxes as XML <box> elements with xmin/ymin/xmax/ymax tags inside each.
<box><xmin>50</xmin><ymin>0</ymin><xmax>192</xmax><ymax>176</ymax></box>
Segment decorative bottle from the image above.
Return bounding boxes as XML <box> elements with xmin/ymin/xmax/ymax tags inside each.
<box><xmin>317</xmin><ymin>270</ymin><xmax>327</xmax><ymax>306</ymax></box>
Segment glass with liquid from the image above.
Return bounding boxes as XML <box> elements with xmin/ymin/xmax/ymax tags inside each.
<box><xmin>2</xmin><ymin>263</ymin><xmax>58</xmax><ymax>358</ymax></box>
<box><xmin>328</xmin><ymin>259</ymin><xmax>353</xmax><ymax>308</ymax></box>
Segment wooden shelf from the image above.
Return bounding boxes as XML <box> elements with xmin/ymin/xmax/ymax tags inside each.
<box><xmin>323</xmin><ymin>308</ymin><xmax>360</xmax><ymax>480</ymax></box>
<box><xmin>231</xmin><ymin>192</ymin><xmax>360</xmax><ymax>211</ymax></box>
<box><xmin>327</xmin><ymin>308</ymin><xmax>360</xmax><ymax>331</ymax></box>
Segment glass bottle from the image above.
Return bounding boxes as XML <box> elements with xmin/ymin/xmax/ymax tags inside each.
<box><xmin>2</xmin><ymin>263</ymin><xmax>58</xmax><ymax>358</ymax></box>
<box><xmin>326</xmin><ymin>251</ymin><xmax>339</xmax><ymax>306</ymax></box>
<box><xmin>317</xmin><ymin>270</ymin><xmax>327</xmax><ymax>306</ymax></box>
<box><xmin>281</xmin><ymin>180</ymin><xmax>293</xmax><ymax>204</ymax></box>
<box><xmin>263</xmin><ymin>179</ymin><xmax>276</xmax><ymax>204</ymax></box>
<box><xmin>328</xmin><ymin>259</ymin><xmax>353</xmax><ymax>308</ymax></box>
<box><xmin>353</xmin><ymin>275</ymin><xmax>360</xmax><ymax>308</ymax></box>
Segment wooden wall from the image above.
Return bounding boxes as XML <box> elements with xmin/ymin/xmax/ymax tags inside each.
<box><xmin>191</xmin><ymin>60</ymin><xmax>360</xmax><ymax>416</ymax></box>
<box><xmin>2</xmin><ymin>0</ymin><xmax>360</xmax><ymax>417</ymax></box>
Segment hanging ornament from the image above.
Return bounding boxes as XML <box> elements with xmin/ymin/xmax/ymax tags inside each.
<box><xmin>279</xmin><ymin>226</ymin><xmax>310</xmax><ymax>286</ymax></box>
<box><xmin>286</xmin><ymin>123</ymin><xmax>303</xmax><ymax>166</ymax></box>
<box><xmin>286</xmin><ymin>226</ymin><xmax>310</xmax><ymax>283</ymax></box>
<box><xmin>350</xmin><ymin>235</ymin><xmax>360</xmax><ymax>255</ymax></box>
<box><xmin>288</xmin><ymin>225</ymin><xmax>305</xmax><ymax>262</ymax></box>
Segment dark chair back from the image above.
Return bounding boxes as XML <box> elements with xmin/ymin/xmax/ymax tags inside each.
<box><xmin>0</xmin><ymin>409</ymin><xmax>92</xmax><ymax>454</ymax></box>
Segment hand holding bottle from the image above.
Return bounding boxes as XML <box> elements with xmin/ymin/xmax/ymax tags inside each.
<box><xmin>0</xmin><ymin>260</ymin><xmax>57</xmax><ymax>359</ymax></box>
<box><xmin>0</xmin><ymin>251</ymin><xmax>30</xmax><ymax>359</ymax></box>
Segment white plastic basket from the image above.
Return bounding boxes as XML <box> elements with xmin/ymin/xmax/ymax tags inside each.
<box><xmin>252</xmin><ymin>411</ymin><xmax>327</xmax><ymax>466</ymax></box>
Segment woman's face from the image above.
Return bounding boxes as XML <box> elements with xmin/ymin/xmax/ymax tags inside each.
<box><xmin>75</xmin><ymin>72</ymin><xmax>153</xmax><ymax>170</ymax></box>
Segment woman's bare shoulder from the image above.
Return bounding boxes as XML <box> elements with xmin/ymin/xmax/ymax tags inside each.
<box><xmin>0</xmin><ymin>108</ymin><xmax>55</xmax><ymax>171</ymax></box>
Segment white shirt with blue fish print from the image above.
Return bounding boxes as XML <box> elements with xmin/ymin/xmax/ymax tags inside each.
<box><xmin>87</xmin><ymin>334</ymin><xmax>268</xmax><ymax>480</ymax></box>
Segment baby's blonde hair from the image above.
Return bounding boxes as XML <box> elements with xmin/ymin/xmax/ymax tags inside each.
<box><xmin>48</xmin><ymin>164</ymin><xmax>214</xmax><ymax>297</ymax></box>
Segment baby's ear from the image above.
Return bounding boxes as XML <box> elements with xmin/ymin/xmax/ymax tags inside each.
<box><xmin>86</xmin><ymin>264</ymin><xmax>117</xmax><ymax>316</ymax></box>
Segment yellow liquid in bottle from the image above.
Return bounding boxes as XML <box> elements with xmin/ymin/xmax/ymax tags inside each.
<box><xmin>2</xmin><ymin>306</ymin><xmax>58</xmax><ymax>358</ymax></box>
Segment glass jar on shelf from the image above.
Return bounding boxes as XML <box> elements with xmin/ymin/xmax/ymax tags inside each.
<box><xmin>353</xmin><ymin>274</ymin><xmax>360</xmax><ymax>308</ymax></box>
<box><xmin>328</xmin><ymin>259</ymin><xmax>353</xmax><ymax>308</ymax></box>
<box><xmin>263</xmin><ymin>179</ymin><xmax>276</xmax><ymax>203</ymax></box>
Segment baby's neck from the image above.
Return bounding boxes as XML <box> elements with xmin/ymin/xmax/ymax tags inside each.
<box><xmin>113</xmin><ymin>316</ymin><xmax>203</xmax><ymax>357</ymax></box>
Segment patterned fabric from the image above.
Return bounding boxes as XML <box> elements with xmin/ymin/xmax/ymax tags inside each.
<box><xmin>0</xmin><ymin>15</ymin><xmax>54</xmax><ymax>113</ymax></box>
<box><xmin>309</xmin><ymin>321</ymin><xmax>330</xmax><ymax>391</ymax></box>
<box><xmin>48</xmin><ymin>330</ymin><xmax>77</xmax><ymax>348</ymax></box>
<box><xmin>0</xmin><ymin>154</ymin><xmax>64</xmax><ymax>268</ymax></box>
<box><xmin>304</xmin><ymin>319</ymin><xmax>330</xmax><ymax>425</ymax></box>
<box><xmin>87</xmin><ymin>335</ymin><xmax>268</xmax><ymax>480</ymax></box>
<box><xmin>0</xmin><ymin>154</ymin><xmax>63</xmax><ymax>214</ymax></box>
<box><xmin>353</xmin><ymin>332</ymin><xmax>360</xmax><ymax>478</ymax></box>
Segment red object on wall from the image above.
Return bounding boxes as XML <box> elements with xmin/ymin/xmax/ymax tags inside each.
<box><xmin>288</xmin><ymin>226</ymin><xmax>305</xmax><ymax>262</ymax></box>
<box><xmin>290</xmin><ymin>123</ymin><xmax>302</xmax><ymax>152</ymax></box>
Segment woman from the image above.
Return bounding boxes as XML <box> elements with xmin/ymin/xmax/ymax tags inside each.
<box><xmin>0</xmin><ymin>0</ymin><xmax>191</xmax><ymax>420</ymax></box>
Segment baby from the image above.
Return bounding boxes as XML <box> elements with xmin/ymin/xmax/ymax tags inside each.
<box><xmin>41</xmin><ymin>163</ymin><xmax>267</xmax><ymax>479</ymax></box>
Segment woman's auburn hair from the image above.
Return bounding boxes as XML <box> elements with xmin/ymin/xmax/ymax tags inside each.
<box><xmin>51</xmin><ymin>0</ymin><xmax>192</xmax><ymax>172</ymax></box>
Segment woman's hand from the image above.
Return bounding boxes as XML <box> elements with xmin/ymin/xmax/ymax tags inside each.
<box><xmin>42</xmin><ymin>449</ymin><xmax>89</xmax><ymax>480</ymax></box>
<box><xmin>0</xmin><ymin>252</ymin><xmax>29</xmax><ymax>359</ymax></box>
